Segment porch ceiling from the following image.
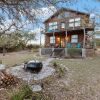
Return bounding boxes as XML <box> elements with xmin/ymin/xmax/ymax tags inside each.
<box><xmin>45</xmin><ymin>28</ymin><xmax>94</xmax><ymax>36</ymax></box>
<box><xmin>45</xmin><ymin>29</ymin><xmax>84</xmax><ymax>36</ymax></box>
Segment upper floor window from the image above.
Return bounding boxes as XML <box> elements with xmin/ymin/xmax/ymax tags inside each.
<box><xmin>61</xmin><ymin>22</ymin><xmax>65</xmax><ymax>28</ymax></box>
<box><xmin>69</xmin><ymin>19</ymin><xmax>74</xmax><ymax>27</ymax></box>
<box><xmin>75</xmin><ymin>18</ymin><xmax>81</xmax><ymax>27</ymax></box>
<box><xmin>69</xmin><ymin>17</ymin><xmax>81</xmax><ymax>27</ymax></box>
<box><xmin>49</xmin><ymin>22</ymin><xmax>57</xmax><ymax>31</ymax></box>
<box><xmin>58</xmin><ymin>12</ymin><xmax>70</xmax><ymax>18</ymax></box>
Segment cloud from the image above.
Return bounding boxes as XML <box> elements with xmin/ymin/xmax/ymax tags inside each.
<box><xmin>31</xmin><ymin>6</ymin><xmax>57</xmax><ymax>22</ymax></box>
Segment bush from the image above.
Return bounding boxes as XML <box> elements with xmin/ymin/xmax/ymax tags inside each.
<box><xmin>67</xmin><ymin>48</ymin><xmax>82</xmax><ymax>58</ymax></box>
<box><xmin>0</xmin><ymin>60</ymin><xmax>2</xmax><ymax>64</ymax></box>
<box><xmin>96</xmin><ymin>39</ymin><xmax>100</xmax><ymax>46</ymax></box>
<box><xmin>26</xmin><ymin>44</ymin><xmax>40</xmax><ymax>50</ymax></box>
<box><xmin>10</xmin><ymin>84</ymin><xmax>32</xmax><ymax>100</ymax></box>
<box><xmin>53</xmin><ymin>62</ymin><xmax>66</xmax><ymax>78</ymax></box>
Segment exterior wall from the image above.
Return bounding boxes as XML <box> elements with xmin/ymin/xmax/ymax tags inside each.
<box><xmin>45</xmin><ymin>30</ymin><xmax>84</xmax><ymax>48</ymax></box>
<box><xmin>44</xmin><ymin>10</ymin><xmax>90</xmax><ymax>32</ymax></box>
<box><xmin>45</xmin><ymin>35</ymin><xmax>50</xmax><ymax>47</ymax></box>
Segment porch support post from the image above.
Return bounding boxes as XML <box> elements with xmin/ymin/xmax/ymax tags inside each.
<box><xmin>82</xmin><ymin>27</ymin><xmax>86</xmax><ymax>58</ymax></box>
<box><xmin>53</xmin><ymin>31</ymin><xmax>55</xmax><ymax>46</ymax></box>
<box><xmin>65</xmin><ymin>29</ymin><xmax>68</xmax><ymax>48</ymax></box>
<box><xmin>40</xmin><ymin>32</ymin><xmax>42</xmax><ymax>48</ymax></box>
<box><xmin>83</xmin><ymin>27</ymin><xmax>86</xmax><ymax>48</ymax></box>
<box><xmin>65</xmin><ymin>29</ymin><xmax>68</xmax><ymax>57</ymax></box>
<box><xmin>52</xmin><ymin>31</ymin><xmax>55</xmax><ymax>57</ymax></box>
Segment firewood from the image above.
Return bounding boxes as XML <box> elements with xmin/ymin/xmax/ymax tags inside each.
<box><xmin>0</xmin><ymin>71</ymin><xmax>19</xmax><ymax>88</ymax></box>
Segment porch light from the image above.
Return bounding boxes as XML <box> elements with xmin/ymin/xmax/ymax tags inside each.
<box><xmin>65</xmin><ymin>36</ymin><xmax>68</xmax><ymax>41</ymax></box>
<box><xmin>57</xmin><ymin>37</ymin><xmax>60</xmax><ymax>41</ymax></box>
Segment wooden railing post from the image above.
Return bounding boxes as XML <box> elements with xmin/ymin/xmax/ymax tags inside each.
<box><xmin>83</xmin><ymin>27</ymin><xmax>86</xmax><ymax>48</ymax></box>
<box><xmin>65</xmin><ymin>29</ymin><xmax>68</xmax><ymax>48</ymax></box>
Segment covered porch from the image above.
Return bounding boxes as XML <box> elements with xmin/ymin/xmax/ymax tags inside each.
<box><xmin>45</xmin><ymin>29</ymin><xmax>85</xmax><ymax>48</ymax></box>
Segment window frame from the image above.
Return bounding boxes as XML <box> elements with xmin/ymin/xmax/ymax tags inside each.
<box><xmin>50</xmin><ymin>36</ymin><xmax>55</xmax><ymax>43</ymax></box>
<box><xmin>71</xmin><ymin>35</ymin><xmax>78</xmax><ymax>43</ymax></box>
<box><xmin>69</xmin><ymin>19</ymin><xmax>74</xmax><ymax>27</ymax></box>
<box><xmin>61</xmin><ymin>22</ymin><xmax>65</xmax><ymax>29</ymax></box>
<box><xmin>75</xmin><ymin>18</ymin><xmax>81</xmax><ymax>27</ymax></box>
<box><xmin>49</xmin><ymin>22</ymin><xmax>58</xmax><ymax>30</ymax></box>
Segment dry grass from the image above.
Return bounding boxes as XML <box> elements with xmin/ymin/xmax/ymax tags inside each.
<box><xmin>0</xmin><ymin>50</ymin><xmax>46</xmax><ymax>67</ymax></box>
<box><xmin>50</xmin><ymin>55</ymin><xmax>100</xmax><ymax>100</ymax></box>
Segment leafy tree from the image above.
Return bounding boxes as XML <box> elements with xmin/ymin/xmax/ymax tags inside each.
<box><xmin>0</xmin><ymin>30</ymin><xmax>36</xmax><ymax>55</ymax></box>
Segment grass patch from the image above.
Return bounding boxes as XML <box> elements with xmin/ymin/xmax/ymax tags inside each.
<box><xmin>53</xmin><ymin>62</ymin><xmax>66</xmax><ymax>78</ymax></box>
<box><xmin>0</xmin><ymin>50</ymin><xmax>46</xmax><ymax>67</ymax></box>
<box><xmin>10</xmin><ymin>84</ymin><xmax>32</xmax><ymax>100</ymax></box>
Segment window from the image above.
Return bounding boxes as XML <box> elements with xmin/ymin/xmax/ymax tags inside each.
<box><xmin>75</xmin><ymin>18</ymin><xmax>81</xmax><ymax>27</ymax></box>
<box><xmin>58</xmin><ymin>12</ymin><xmax>70</xmax><ymax>18</ymax></box>
<box><xmin>69</xmin><ymin>18</ymin><xmax>81</xmax><ymax>27</ymax></box>
<box><xmin>69</xmin><ymin>19</ymin><xmax>74</xmax><ymax>27</ymax></box>
<box><xmin>71</xmin><ymin>35</ymin><xmax>78</xmax><ymax>43</ymax></box>
<box><xmin>61</xmin><ymin>22</ymin><xmax>65</xmax><ymax>28</ymax></box>
<box><xmin>49</xmin><ymin>22</ymin><xmax>57</xmax><ymax>31</ymax></box>
<box><xmin>50</xmin><ymin>36</ymin><xmax>55</xmax><ymax>43</ymax></box>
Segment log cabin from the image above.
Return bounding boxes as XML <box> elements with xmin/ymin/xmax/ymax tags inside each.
<box><xmin>44</xmin><ymin>8</ymin><xmax>94</xmax><ymax>48</ymax></box>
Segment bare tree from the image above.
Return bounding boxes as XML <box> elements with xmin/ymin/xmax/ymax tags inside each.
<box><xmin>0</xmin><ymin>0</ymin><xmax>76</xmax><ymax>34</ymax></box>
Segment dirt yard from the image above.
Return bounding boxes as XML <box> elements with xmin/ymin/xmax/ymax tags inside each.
<box><xmin>0</xmin><ymin>50</ymin><xmax>46</xmax><ymax>67</ymax></box>
<box><xmin>46</xmin><ymin>52</ymin><xmax>100</xmax><ymax>100</ymax></box>
<box><xmin>0</xmin><ymin>50</ymin><xmax>100</xmax><ymax>100</ymax></box>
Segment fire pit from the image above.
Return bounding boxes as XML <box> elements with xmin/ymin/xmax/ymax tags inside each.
<box><xmin>24</xmin><ymin>60</ymin><xmax>43</xmax><ymax>73</ymax></box>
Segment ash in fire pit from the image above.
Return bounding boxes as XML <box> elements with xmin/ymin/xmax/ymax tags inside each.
<box><xmin>24</xmin><ymin>60</ymin><xmax>43</xmax><ymax>73</ymax></box>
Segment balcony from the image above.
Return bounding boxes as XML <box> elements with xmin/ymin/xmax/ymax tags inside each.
<box><xmin>45</xmin><ymin>19</ymin><xmax>94</xmax><ymax>33</ymax></box>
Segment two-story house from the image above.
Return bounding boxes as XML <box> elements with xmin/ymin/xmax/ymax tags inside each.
<box><xmin>44</xmin><ymin>8</ymin><xmax>94</xmax><ymax>48</ymax></box>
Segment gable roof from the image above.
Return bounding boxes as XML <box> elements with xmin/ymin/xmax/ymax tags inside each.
<box><xmin>44</xmin><ymin>7</ymin><xmax>90</xmax><ymax>23</ymax></box>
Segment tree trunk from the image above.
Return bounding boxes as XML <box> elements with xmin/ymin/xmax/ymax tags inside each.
<box><xmin>3</xmin><ymin>46</ymin><xmax>6</xmax><ymax>56</ymax></box>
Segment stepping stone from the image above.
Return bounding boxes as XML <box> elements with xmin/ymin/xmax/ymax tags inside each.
<box><xmin>0</xmin><ymin>64</ymin><xmax>5</xmax><ymax>70</ymax></box>
<box><xmin>31</xmin><ymin>85</ymin><xmax>42</xmax><ymax>92</ymax></box>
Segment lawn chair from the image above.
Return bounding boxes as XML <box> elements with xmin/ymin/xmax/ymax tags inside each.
<box><xmin>67</xmin><ymin>43</ymin><xmax>72</xmax><ymax>48</ymax></box>
<box><xmin>76</xmin><ymin>43</ymin><xmax>81</xmax><ymax>48</ymax></box>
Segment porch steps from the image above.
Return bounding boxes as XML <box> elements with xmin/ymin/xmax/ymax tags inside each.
<box><xmin>51</xmin><ymin>48</ymin><xmax>65</xmax><ymax>58</ymax></box>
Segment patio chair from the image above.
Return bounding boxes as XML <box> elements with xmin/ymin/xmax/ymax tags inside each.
<box><xmin>67</xmin><ymin>43</ymin><xmax>72</xmax><ymax>48</ymax></box>
<box><xmin>76</xmin><ymin>43</ymin><xmax>81</xmax><ymax>48</ymax></box>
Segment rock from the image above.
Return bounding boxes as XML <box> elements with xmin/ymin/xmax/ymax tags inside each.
<box><xmin>7</xmin><ymin>58</ymin><xmax>55</xmax><ymax>82</ymax></box>
<box><xmin>31</xmin><ymin>85</ymin><xmax>42</xmax><ymax>92</ymax></box>
<box><xmin>34</xmin><ymin>67</ymin><xmax>55</xmax><ymax>81</ymax></box>
<box><xmin>0</xmin><ymin>64</ymin><xmax>5</xmax><ymax>70</ymax></box>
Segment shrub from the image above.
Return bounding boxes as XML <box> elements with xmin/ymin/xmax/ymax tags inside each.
<box><xmin>53</xmin><ymin>62</ymin><xmax>66</xmax><ymax>78</ymax></box>
<box><xmin>67</xmin><ymin>48</ymin><xmax>82</xmax><ymax>58</ymax></box>
<box><xmin>53</xmin><ymin>62</ymin><xmax>58</xmax><ymax>68</ymax></box>
<box><xmin>10</xmin><ymin>84</ymin><xmax>32</xmax><ymax>100</ymax></box>
<box><xmin>96</xmin><ymin>39</ymin><xmax>100</xmax><ymax>46</ymax></box>
<box><xmin>26</xmin><ymin>44</ymin><xmax>40</xmax><ymax>50</ymax></box>
<box><xmin>0</xmin><ymin>60</ymin><xmax>2</xmax><ymax>64</ymax></box>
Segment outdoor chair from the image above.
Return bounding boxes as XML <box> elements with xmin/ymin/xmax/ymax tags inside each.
<box><xmin>67</xmin><ymin>43</ymin><xmax>72</xmax><ymax>48</ymax></box>
<box><xmin>76</xmin><ymin>43</ymin><xmax>81</xmax><ymax>48</ymax></box>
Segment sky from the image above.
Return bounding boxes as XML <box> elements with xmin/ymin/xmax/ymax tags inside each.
<box><xmin>30</xmin><ymin>0</ymin><xmax>100</xmax><ymax>45</ymax></box>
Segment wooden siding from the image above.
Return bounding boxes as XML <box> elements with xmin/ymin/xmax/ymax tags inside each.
<box><xmin>44</xmin><ymin>8</ymin><xmax>94</xmax><ymax>48</ymax></box>
<box><xmin>45</xmin><ymin>30</ymin><xmax>84</xmax><ymax>47</ymax></box>
<box><xmin>44</xmin><ymin>9</ymin><xmax>93</xmax><ymax>33</ymax></box>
